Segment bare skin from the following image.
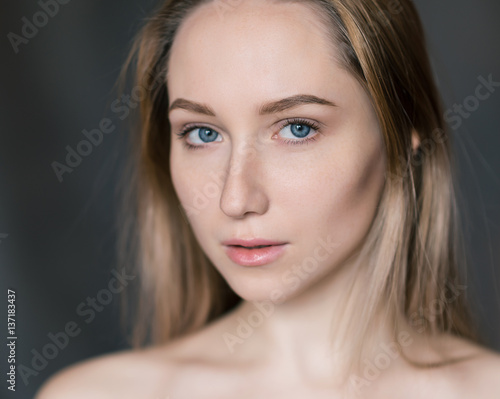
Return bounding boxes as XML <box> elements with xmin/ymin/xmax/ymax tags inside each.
<box><xmin>35</xmin><ymin>0</ymin><xmax>500</xmax><ymax>398</ymax></box>
<box><xmin>35</xmin><ymin>309</ymin><xmax>500</xmax><ymax>398</ymax></box>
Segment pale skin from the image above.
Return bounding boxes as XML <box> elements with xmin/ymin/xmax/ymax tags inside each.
<box><xmin>36</xmin><ymin>1</ymin><xmax>500</xmax><ymax>398</ymax></box>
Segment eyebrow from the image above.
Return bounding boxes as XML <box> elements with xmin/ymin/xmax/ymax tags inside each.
<box><xmin>168</xmin><ymin>94</ymin><xmax>337</xmax><ymax>116</ymax></box>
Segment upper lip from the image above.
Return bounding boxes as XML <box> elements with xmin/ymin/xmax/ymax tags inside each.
<box><xmin>222</xmin><ymin>238</ymin><xmax>287</xmax><ymax>247</ymax></box>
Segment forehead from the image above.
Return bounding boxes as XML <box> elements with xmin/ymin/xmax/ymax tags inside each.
<box><xmin>166</xmin><ymin>0</ymin><xmax>343</xmax><ymax>103</ymax></box>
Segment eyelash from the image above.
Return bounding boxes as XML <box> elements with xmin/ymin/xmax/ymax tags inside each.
<box><xmin>175</xmin><ymin>118</ymin><xmax>321</xmax><ymax>150</ymax></box>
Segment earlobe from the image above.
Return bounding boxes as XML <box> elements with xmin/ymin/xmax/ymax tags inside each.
<box><xmin>411</xmin><ymin>129</ymin><xmax>421</xmax><ymax>155</ymax></box>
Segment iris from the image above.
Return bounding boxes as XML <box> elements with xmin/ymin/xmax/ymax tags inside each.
<box><xmin>198</xmin><ymin>128</ymin><xmax>218</xmax><ymax>142</ymax></box>
<box><xmin>290</xmin><ymin>124</ymin><xmax>310</xmax><ymax>138</ymax></box>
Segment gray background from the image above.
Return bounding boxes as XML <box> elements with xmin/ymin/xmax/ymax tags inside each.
<box><xmin>1</xmin><ymin>0</ymin><xmax>499</xmax><ymax>397</ymax></box>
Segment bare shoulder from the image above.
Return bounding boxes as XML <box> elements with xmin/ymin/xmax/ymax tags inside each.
<box><xmin>415</xmin><ymin>334</ymin><xmax>500</xmax><ymax>398</ymax></box>
<box><xmin>454</xmin><ymin>339</ymin><xmax>500</xmax><ymax>397</ymax></box>
<box><xmin>34</xmin><ymin>346</ymin><xmax>178</xmax><ymax>399</ymax></box>
<box><xmin>34</xmin><ymin>314</ymin><xmax>240</xmax><ymax>399</ymax></box>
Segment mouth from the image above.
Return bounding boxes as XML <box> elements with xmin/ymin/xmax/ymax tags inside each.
<box><xmin>232</xmin><ymin>244</ymin><xmax>274</xmax><ymax>249</ymax></box>
<box><xmin>222</xmin><ymin>243</ymin><xmax>288</xmax><ymax>266</ymax></box>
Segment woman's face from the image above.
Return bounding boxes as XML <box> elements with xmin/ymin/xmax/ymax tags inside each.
<box><xmin>167</xmin><ymin>0</ymin><xmax>386</xmax><ymax>302</ymax></box>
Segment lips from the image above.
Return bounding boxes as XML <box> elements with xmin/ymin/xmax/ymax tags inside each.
<box><xmin>222</xmin><ymin>238</ymin><xmax>288</xmax><ymax>266</ymax></box>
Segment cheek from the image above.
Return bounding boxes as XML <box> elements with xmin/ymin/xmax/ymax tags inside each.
<box><xmin>278</xmin><ymin>136</ymin><xmax>386</xmax><ymax>248</ymax></box>
<box><xmin>170</xmin><ymin>148</ymin><xmax>189</xmax><ymax>205</ymax></box>
<box><xmin>170</xmin><ymin>145</ymin><xmax>202</xmax><ymax>216</ymax></box>
<box><xmin>322</xmin><ymin>141</ymin><xmax>386</xmax><ymax>247</ymax></box>
<box><xmin>169</xmin><ymin>145</ymin><xmax>226</xmax><ymax>233</ymax></box>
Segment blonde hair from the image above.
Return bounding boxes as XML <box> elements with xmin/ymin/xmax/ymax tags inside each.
<box><xmin>117</xmin><ymin>0</ymin><xmax>483</xmax><ymax>380</ymax></box>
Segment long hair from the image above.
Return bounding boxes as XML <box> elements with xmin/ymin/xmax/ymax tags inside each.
<box><xmin>117</xmin><ymin>0</ymin><xmax>483</xmax><ymax>380</ymax></box>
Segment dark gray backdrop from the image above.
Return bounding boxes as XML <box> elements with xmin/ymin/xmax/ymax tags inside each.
<box><xmin>1</xmin><ymin>1</ymin><xmax>499</xmax><ymax>397</ymax></box>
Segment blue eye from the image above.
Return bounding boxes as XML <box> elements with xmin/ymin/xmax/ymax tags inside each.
<box><xmin>187</xmin><ymin>127</ymin><xmax>222</xmax><ymax>144</ymax></box>
<box><xmin>281</xmin><ymin>123</ymin><xmax>312</xmax><ymax>139</ymax></box>
<box><xmin>275</xmin><ymin>118</ymin><xmax>321</xmax><ymax>146</ymax></box>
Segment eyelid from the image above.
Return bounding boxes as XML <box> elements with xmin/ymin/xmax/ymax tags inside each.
<box><xmin>275</xmin><ymin>117</ymin><xmax>322</xmax><ymax>133</ymax></box>
<box><xmin>175</xmin><ymin>122</ymin><xmax>223</xmax><ymax>138</ymax></box>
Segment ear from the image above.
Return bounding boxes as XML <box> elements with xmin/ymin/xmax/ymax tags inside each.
<box><xmin>411</xmin><ymin>129</ymin><xmax>421</xmax><ymax>155</ymax></box>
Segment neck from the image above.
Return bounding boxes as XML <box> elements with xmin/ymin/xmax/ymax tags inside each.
<box><xmin>225</xmin><ymin>252</ymin><xmax>398</xmax><ymax>389</ymax></box>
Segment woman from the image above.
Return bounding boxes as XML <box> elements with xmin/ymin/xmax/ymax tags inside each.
<box><xmin>36</xmin><ymin>0</ymin><xmax>500</xmax><ymax>397</ymax></box>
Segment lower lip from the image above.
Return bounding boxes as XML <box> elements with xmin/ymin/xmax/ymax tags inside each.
<box><xmin>223</xmin><ymin>244</ymin><xmax>288</xmax><ymax>266</ymax></box>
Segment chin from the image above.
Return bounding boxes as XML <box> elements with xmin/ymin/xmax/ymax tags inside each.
<box><xmin>221</xmin><ymin>267</ymin><xmax>314</xmax><ymax>305</ymax></box>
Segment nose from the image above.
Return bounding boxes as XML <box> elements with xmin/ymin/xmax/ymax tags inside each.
<box><xmin>219</xmin><ymin>142</ymin><xmax>269</xmax><ymax>219</ymax></box>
